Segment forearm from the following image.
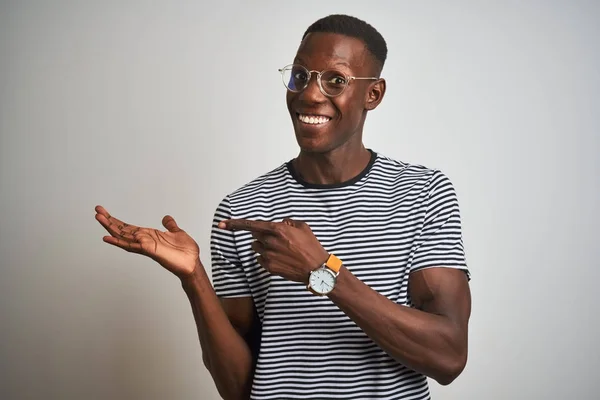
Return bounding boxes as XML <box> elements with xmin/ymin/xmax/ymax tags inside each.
<box><xmin>328</xmin><ymin>267</ymin><xmax>466</xmax><ymax>385</ymax></box>
<box><xmin>181</xmin><ymin>262</ymin><xmax>253</xmax><ymax>400</ymax></box>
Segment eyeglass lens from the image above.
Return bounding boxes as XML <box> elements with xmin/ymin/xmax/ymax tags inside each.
<box><xmin>281</xmin><ymin>65</ymin><xmax>348</xmax><ymax>96</ymax></box>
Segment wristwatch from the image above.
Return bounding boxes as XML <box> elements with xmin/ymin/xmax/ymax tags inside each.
<box><xmin>307</xmin><ymin>253</ymin><xmax>343</xmax><ymax>296</ymax></box>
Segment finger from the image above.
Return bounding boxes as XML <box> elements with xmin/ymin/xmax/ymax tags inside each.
<box><xmin>95</xmin><ymin>206</ymin><xmax>138</xmax><ymax>234</ymax></box>
<box><xmin>255</xmin><ymin>254</ymin><xmax>274</xmax><ymax>272</ymax></box>
<box><xmin>252</xmin><ymin>233</ymin><xmax>282</xmax><ymax>251</ymax></box>
<box><xmin>162</xmin><ymin>215</ymin><xmax>181</xmax><ymax>233</ymax></box>
<box><xmin>102</xmin><ymin>235</ymin><xmax>143</xmax><ymax>254</ymax></box>
<box><xmin>283</xmin><ymin>218</ymin><xmax>309</xmax><ymax>230</ymax></box>
<box><xmin>95</xmin><ymin>205</ymin><xmax>111</xmax><ymax>218</ymax></box>
<box><xmin>219</xmin><ymin>219</ymin><xmax>279</xmax><ymax>233</ymax></box>
<box><xmin>252</xmin><ymin>232</ymin><xmax>267</xmax><ymax>242</ymax></box>
<box><xmin>256</xmin><ymin>255</ymin><xmax>283</xmax><ymax>275</ymax></box>
<box><xmin>95</xmin><ymin>205</ymin><xmax>127</xmax><ymax>228</ymax></box>
<box><xmin>282</xmin><ymin>218</ymin><xmax>296</xmax><ymax>227</ymax></box>
<box><xmin>96</xmin><ymin>214</ymin><xmax>138</xmax><ymax>241</ymax></box>
<box><xmin>251</xmin><ymin>240</ymin><xmax>265</xmax><ymax>254</ymax></box>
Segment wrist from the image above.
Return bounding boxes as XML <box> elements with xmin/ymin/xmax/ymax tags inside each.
<box><xmin>304</xmin><ymin>251</ymin><xmax>330</xmax><ymax>285</ymax></box>
<box><xmin>307</xmin><ymin>253</ymin><xmax>343</xmax><ymax>296</ymax></box>
<box><xmin>180</xmin><ymin>259</ymin><xmax>206</xmax><ymax>289</ymax></box>
<box><xmin>327</xmin><ymin>264</ymin><xmax>349</xmax><ymax>299</ymax></box>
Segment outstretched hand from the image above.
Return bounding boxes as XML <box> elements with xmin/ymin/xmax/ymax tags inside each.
<box><xmin>219</xmin><ymin>218</ymin><xmax>329</xmax><ymax>284</ymax></box>
<box><xmin>95</xmin><ymin>205</ymin><xmax>199</xmax><ymax>279</ymax></box>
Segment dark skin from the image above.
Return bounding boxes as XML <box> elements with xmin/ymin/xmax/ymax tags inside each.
<box><xmin>288</xmin><ymin>33</ymin><xmax>385</xmax><ymax>184</ymax></box>
<box><xmin>222</xmin><ymin>32</ymin><xmax>471</xmax><ymax>384</ymax></box>
<box><xmin>219</xmin><ymin>218</ymin><xmax>471</xmax><ymax>385</ymax></box>
<box><xmin>95</xmin><ymin>31</ymin><xmax>470</xmax><ymax>399</ymax></box>
<box><xmin>94</xmin><ymin>207</ymin><xmax>256</xmax><ymax>400</ymax></box>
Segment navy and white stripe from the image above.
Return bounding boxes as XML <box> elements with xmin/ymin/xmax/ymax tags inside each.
<box><xmin>211</xmin><ymin>150</ymin><xmax>468</xmax><ymax>400</ymax></box>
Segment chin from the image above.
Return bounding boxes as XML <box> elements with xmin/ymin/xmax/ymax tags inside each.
<box><xmin>294</xmin><ymin>134</ymin><xmax>330</xmax><ymax>154</ymax></box>
<box><xmin>293</xmin><ymin>126</ymin><xmax>336</xmax><ymax>153</ymax></box>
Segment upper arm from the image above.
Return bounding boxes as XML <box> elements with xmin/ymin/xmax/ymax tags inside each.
<box><xmin>221</xmin><ymin>297</ymin><xmax>262</xmax><ymax>367</ymax></box>
<box><xmin>211</xmin><ymin>197</ymin><xmax>261</xmax><ymax>358</ymax></box>
<box><xmin>221</xmin><ymin>297</ymin><xmax>257</xmax><ymax>337</ymax></box>
<box><xmin>409</xmin><ymin>267</ymin><xmax>471</xmax><ymax>332</ymax></box>
<box><xmin>408</xmin><ymin>170</ymin><xmax>471</xmax><ymax>327</ymax></box>
<box><xmin>409</xmin><ymin>267</ymin><xmax>471</xmax><ymax>383</ymax></box>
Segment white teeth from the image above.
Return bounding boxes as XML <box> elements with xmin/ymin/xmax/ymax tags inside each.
<box><xmin>298</xmin><ymin>114</ymin><xmax>331</xmax><ymax>125</ymax></box>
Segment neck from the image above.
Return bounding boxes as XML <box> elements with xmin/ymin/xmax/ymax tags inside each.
<box><xmin>293</xmin><ymin>143</ymin><xmax>372</xmax><ymax>186</ymax></box>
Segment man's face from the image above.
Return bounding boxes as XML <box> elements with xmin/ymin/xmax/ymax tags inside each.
<box><xmin>286</xmin><ymin>32</ymin><xmax>383</xmax><ymax>154</ymax></box>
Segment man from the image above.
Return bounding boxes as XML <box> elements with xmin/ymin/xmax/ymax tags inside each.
<box><xmin>95</xmin><ymin>14</ymin><xmax>471</xmax><ymax>400</ymax></box>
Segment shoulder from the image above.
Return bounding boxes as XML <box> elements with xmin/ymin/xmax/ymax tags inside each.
<box><xmin>229</xmin><ymin>162</ymin><xmax>290</xmax><ymax>198</ymax></box>
<box><xmin>213</xmin><ymin>161</ymin><xmax>291</xmax><ymax>214</ymax></box>
<box><xmin>372</xmin><ymin>151</ymin><xmax>454</xmax><ymax>191</ymax></box>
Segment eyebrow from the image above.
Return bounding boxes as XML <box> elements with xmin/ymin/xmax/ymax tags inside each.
<box><xmin>294</xmin><ymin>58</ymin><xmax>351</xmax><ymax>69</ymax></box>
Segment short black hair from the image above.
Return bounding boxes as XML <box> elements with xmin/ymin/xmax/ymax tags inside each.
<box><xmin>302</xmin><ymin>14</ymin><xmax>387</xmax><ymax>72</ymax></box>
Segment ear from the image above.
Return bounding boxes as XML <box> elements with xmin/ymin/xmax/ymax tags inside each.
<box><xmin>364</xmin><ymin>78</ymin><xmax>386</xmax><ymax>111</ymax></box>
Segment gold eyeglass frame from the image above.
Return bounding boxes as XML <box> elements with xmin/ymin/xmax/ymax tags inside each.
<box><xmin>278</xmin><ymin>64</ymin><xmax>379</xmax><ymax>97</ymax></box>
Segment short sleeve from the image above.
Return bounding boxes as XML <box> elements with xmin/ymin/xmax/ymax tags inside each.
<box><xmin>210</xmin><ymin>195</ymin><xmax>252</xmax><ymax>297</ymax></box>
<box><xmin>409</xmin><ymin>171</ymin><xmax>470</xmax><ymax>278</ymax></box>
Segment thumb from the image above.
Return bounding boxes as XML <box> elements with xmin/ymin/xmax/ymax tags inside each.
<box><xmin>284</xmin><ymin>218</ymin><xmax>310</xmax><ymax>231</ymax></box>
<box><xmin>282</xmin><ymin>218</ymin><xmax>296</xmax><ymax>227</ymax></box>
<box><xmin>162</xmin><ymin>215</ymin><xmax>181</xmax><ymax>232</ymax></box>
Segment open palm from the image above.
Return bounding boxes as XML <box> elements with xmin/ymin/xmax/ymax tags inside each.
<box><xmin>95</xmin><ymin>205</ymin><xmax>199</xmax><ymax>279</ymax></box>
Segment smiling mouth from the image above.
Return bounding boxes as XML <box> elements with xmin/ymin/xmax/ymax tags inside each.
<box><xmin>297</xmin><ymin>113</ymin><xmax>331</xmax><ymax>125</ymax></box>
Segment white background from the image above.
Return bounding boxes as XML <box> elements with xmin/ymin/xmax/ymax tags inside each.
<box><xmin>1</xmin><ymin>1</ymin><xmax>599</xmax><ymax>399</ymax></box>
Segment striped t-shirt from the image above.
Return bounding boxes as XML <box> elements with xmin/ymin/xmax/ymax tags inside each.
<box><xmin>210</xmin><ymin>150</ymin><xmax>469</xmax><ymax>400</ymax></box>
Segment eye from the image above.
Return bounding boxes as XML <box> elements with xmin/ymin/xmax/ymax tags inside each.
<box><xmin>321</xmin><ymin>70</ymin><xmax>348</xmax><ymax>88</ymax></box>
<box><xmin>328</xmin><ymin>76</ymin><xmax>347</xmax><ymax>85</ymax></box>
<box><xmin>293</xmin><ymin>70</ymin><xmax>308</xmax><ymax>81</ymax></box>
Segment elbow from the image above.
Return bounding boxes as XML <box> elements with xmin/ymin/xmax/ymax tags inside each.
<box><xmin>216</xmin><ymin>384</ymin><xmax>250</xmax><ymax>400</ymax></box>
<box><xmin>212</xmin><ymin>377</ymin><xmax>247</xmax><ymax>400</ymax></box>
<box><xmin>202</xmin><ymin>352</ymin><xmax>211</xmax><ymax>371</ymax></box>
<box><xmin>205</xmin><ymin>362</ymin><xmax>251</xmax><ymax>400</ymax></box>
<box><xmin>434</xmin><ymin>352</ymin><xmax>467</xmax><ymax>386</ymax></box>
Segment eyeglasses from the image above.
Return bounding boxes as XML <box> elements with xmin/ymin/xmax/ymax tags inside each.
<box><xmin>278</xmin><ymin>64</ymin><xmax>378</xmax><ymax>97</ymax></box>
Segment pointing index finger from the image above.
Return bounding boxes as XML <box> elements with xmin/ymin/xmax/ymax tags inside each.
<box><xmin>219</xmin><ymin>219</ymin><xmax>277</xmax><ymax>233</ymax></box>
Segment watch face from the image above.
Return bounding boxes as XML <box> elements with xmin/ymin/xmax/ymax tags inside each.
<box><xmin>309</xmin><ymin>267</ymin><xmax>336</xmax><ymax>295</ymax></box>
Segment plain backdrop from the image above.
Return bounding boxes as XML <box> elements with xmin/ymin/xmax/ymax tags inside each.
<box><xmin>1</xmin><ymin>1</ymin><xmax>599</xmax><ymax>399</ymax></box>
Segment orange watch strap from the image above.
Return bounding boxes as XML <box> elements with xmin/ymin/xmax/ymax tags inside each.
<box><xmin>325</xmin><ymin>254</ymin><xmax>342</xmax><ymax>273</ymax></box>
